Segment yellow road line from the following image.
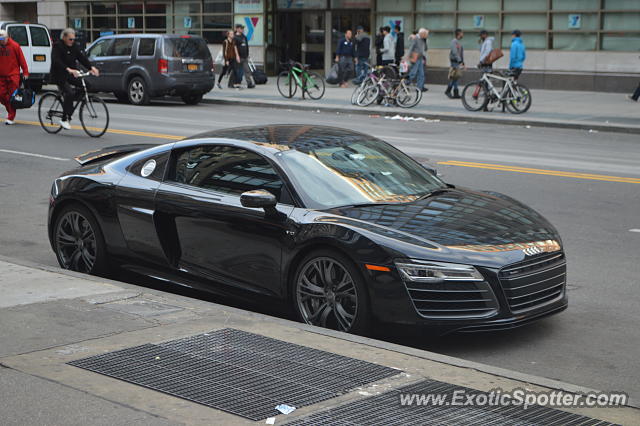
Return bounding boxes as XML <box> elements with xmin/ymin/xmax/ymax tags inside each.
<box><xmin>12</xmin><ymin>119</ymin><xmax>183</xmax><ymax>140</ymax></box>
<box><xmin>437</xmin><ymin>160</ymin><xmax>640</xmax><ymax>184</ymax></box>
<box><xmin>5</xmin><ymin>118</ymin><xmax>638</xmax><ymax>184</ymax></box>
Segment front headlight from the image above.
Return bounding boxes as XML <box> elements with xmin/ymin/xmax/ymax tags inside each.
<box><xmin>395</xmin><ymin>260</ymin><xmax>484</xmax><ymax>282</ymax></box>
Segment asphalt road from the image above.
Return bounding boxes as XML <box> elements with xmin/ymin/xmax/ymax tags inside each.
<box><xmin>1</xmin><ymin>98</ymin><xmax>639</xmax><ymax>401</ymax></box>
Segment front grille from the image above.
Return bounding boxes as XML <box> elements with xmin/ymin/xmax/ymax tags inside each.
<box><xmin>403</xmin><ymin>280</ymin><xmax>499</xmax><ymax>319</ymax></box>
<box><xmin>499</xmin><ymin>252</ymin><xmax>566</xmax><ymax>313</ymax></box>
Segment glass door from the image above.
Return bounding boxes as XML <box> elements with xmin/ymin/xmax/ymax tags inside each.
<box><xmin>302</xmin><ymin>12</ymin><xmax>325</xmax><ymax>70</ymax></box>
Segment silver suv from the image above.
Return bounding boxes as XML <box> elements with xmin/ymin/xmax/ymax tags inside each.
<box><xmin>85</xmin><ymin>34</ymin><xmax>214</xmax><ymax>105</ymax></box>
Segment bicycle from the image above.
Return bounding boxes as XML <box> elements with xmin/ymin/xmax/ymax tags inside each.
<box><xmin>461</xmin><ymin>70</ymin><xmax>531</xmax><ymax>114</ymax></box>
<box><xmin>277</xmin><ymin>61</ymin><xmax>325</xmax><ymax>100</ymax></box>
<box><xmin>356</xmin><ymin>65</ymin><xmax>422</xmax><ymax>108</ymax></box>
<box><xmin>38</xmin><ymin>71</ymin><xmax>110</xmax><ymax>137</ymax></box>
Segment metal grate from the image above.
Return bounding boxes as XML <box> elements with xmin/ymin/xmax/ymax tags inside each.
<box><xmin>286</xmin><ymin>380</ymin><xmax>617</xmax><ymax>426</ymax></box>
<box><xmin>499</xmin><ymin>252</ymin><xmax>567</xmax><ymax>313</ymax></box>
<box><xmin>68</xmin><ymin>328</ymin><xmax>400</xmax><ymax>421</ymax></box>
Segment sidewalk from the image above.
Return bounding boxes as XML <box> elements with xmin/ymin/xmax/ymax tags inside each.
<box><xmin>1</xmin><ymin>256</ymin><xmax>637</xmax><ymax>425</ymax></box>
<box><xmin>203</xmin><ymin>80</ymin><xmax>640</xmax><ymax>134</ymax></box>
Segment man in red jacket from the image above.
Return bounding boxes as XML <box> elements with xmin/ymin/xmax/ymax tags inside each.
<box><xmin>0</xmin><ymin>29</ymin><xmax>29</xmax><ymax>125</ymax></box>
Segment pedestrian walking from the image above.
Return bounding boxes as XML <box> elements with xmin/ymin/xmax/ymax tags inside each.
<box><xmin>353</xmin><ymin>26</ymin><xmax>370</xmax><ymax>85</ymax></box>
<box><xmin>445</xmin><ymin>28</ymin><xmax>465</xmax><ymax>99</ymax></box>
<box><xmin>375</xmin><ymin>27</ymin><xmax>384</xmax><ymax>66</ymax></box>
<box><xmin>478</xmin><ymin>30</ymin><xmax>495</xmax><ymax>73</ymax></box>
<box><xmin>335</xmin><ymin>29</ymin><xmax>355</xmax><ymax>88</ymax></box>
<box><xmin>217</xmin><ymin>30</ymin><xmax>240</xmax><ymax>89</ymax></box>
<box><xmin>233</xmin><ymin>24</ymin><xmax>254</xmax><ymax>89</ymax></box>
<box><xmin>380</xmin><ymin>26</ymin><xmax>395</xmax><ymax>66</ymax></box>
<box><xmin>0</xmin><ymin>29</ymin><xmax>29</xmax><ymax>125</ymax></box>
<box><xmin>628</xmin><ymin>83</ymin><xmax>640</xmax><ymax>102</ymax></box>
<box><xmin>394</xmin><ymin>24</ymin><xmax>404</xmax><ymax>66</ymax></box>
<box><xmin>50</xmin><ymin>28</ymin><xmax>99</xmax><ymax>129</ymax></box>
<box><xmin>509</xmin><ymin>29</ymin><xmax>526</xmax><ymax>80</ymax></box>
<box><xmin>407</xmin><ymin>28</ymin><xmax>427</xmax><ymax>92</ymax></box>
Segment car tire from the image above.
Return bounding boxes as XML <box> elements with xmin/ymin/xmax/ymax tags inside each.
<box><xmin>127</xmin><ymin>76</ymin><xmax>150</xmax><ymax>105</ymax></box>
<box><xmin>181</xmin><ymin>93</ymin><xmax>203</xmax><ymax>105</ymax></box>
<box><xmin>53</xmin><ymin>203</ymin><xmax>109</xmax><ymax>276</ymax></box>
<box><xmin>292</xmin><ymin>249</ymin><xmax>370</xmax><ymax>334</ymax></box>
<box><xmin>114</xmin><ymin>91</ymin><xmax>129</xmax><ymax>103</ymax></box>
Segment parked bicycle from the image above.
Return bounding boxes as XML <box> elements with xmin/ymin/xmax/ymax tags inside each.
<box><xmin>38</xmin><ymin>71</ymin><xmax>110</xmax><ymax>137</ymax></box>
<box><xmin>355</xmin><ymin>65</ymin><xmax>422</xmax><ymax>108</ymax></box>
<box><xmin>461</xmin><ymin>70</ymin><xmax>532</xmax><ymax>114</ymax></box>
<box><xmin>277</xmin><ymin>61</ymin><xmax>325</xmax><ymax>100</ymax></box>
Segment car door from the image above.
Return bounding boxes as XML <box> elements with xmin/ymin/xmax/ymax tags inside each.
<box><xmin>99</xmin><ymin>37</ymin><xmax>133</xmax><ymax>91</ymax></box>
<box><xmin>86</xmin><ymin>37</ymin><xmax>114</xmax><ymax>91</ymax></box>
<box><xmin>6</xmin><ymin>24</ymin><xmax>31</xmax><ymax>71</ymax></box>
<box><xmin>27</xmin><ymin>25</ymin><xmax>51</xmax><ymax>77</ymax></box>
<box><xmin>154</xmin><ymin>144</ymin><xmax>295</xmax><ymax>297</ymax></box>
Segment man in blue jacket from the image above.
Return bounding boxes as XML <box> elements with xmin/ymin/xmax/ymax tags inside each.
<box><xmin>509</xmin><ymin>30</ymin><xmax>526</xmax><ymax>80</ymax></box>
<box><xmin>335</xmin><ymin>29</ymin><xmax>355</xmax><ymax>88</ymax></box>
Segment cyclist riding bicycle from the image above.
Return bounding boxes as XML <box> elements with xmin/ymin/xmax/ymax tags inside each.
<box><xmin>50</xmin><ymin>28</ymin><xmax>99</xmax><ymax>130</ymax></box>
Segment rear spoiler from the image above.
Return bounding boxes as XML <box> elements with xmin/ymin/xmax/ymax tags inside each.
<box><xmin>74</xmin><ymin>144</ymin><xmax>156</xmax><ymax>166</ymax></box>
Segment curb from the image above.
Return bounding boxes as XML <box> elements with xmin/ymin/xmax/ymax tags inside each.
<box><xmin>1</xmin><ymin>254</ymin><xmax>637</xmax><ymax>409</ymax></box>
<box><xmin>201</xmin><ymin>97</ymin><xmax>640</xmax><ymax>135</ymax></box>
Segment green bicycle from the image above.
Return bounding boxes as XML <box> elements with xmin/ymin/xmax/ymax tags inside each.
<box><xmin>277</xmin><ymin>61</ymin><xmax>325</xmax><ymax>100</ymax></box>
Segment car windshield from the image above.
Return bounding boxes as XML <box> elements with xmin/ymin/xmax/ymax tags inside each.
<box><xmin>163</xmin><ymin>37</ymin><xmax>211</xmax><ymax>59</ymax></box>
<box><xmin>276</xmin><ymin>138</ymin><xmax>446</xmax><ymax>209</ymax></box>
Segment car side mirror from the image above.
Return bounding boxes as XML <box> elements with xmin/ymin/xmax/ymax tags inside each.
<box><xmin>240</xmin><ymin>189</ymin><xmax>277</xmax><ymax>210</ymax></box>
<box><xmin>421</xmin><ymin>163</ymin><xmax>442</xmax><ymax>178</ymax></box>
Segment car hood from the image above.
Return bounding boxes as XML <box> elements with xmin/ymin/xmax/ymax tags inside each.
<box><xmin>322</xmin><ymin>188</ymin><xmax>560</xmax><ymax>254</ymax></box>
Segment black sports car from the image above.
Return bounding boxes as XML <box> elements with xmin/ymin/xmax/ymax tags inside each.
<box><xmin>48</xmin><ymin>125</ymin><xmax>567</xmax><ymax>334</ymax></box>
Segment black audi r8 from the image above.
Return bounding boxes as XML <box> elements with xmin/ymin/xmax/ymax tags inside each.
<box><xmin>48</xmin><ymin>125</ymin><xmax>567</xmax><ymax>334</ymax></box>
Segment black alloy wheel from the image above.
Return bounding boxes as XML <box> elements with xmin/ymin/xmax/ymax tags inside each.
<box><xmin>294</xmin><ymin>251</ymin><xmax>370</xmax><ymax>334</ymax></box>
<box><xmin>54</xmin><ymin>204</ymin><xmax>107</xmax><ymax>275</ymax></box>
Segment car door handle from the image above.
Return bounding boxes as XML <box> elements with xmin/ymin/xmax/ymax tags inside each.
<box><xmin>122</xmin><ymin>61</ymin><xmax>131</xmax><ymax>65</ymax></box>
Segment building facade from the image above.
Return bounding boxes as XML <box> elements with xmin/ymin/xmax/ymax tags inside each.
<box><xmin>1</xmin><ymin>0</ymin><xmax>639</xmax><ymax>91</ymax></box>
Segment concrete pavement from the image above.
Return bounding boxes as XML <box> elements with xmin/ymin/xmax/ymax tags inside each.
<box><xmin>202</xmin><ymin>80</ymin><xmax>640</xmax><ymax>134</ymax></box>
<box><xmin>1</xmin><ymin>256</ymin><xmax>638</xmax><ymax>425</ymax></box>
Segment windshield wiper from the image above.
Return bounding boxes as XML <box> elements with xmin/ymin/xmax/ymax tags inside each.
<box><xmin>414</xmin><ymin>187</ymin><xmax>454</xmax><ymax>202</ymax></box>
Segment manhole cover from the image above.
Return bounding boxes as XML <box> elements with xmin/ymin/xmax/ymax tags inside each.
<box><xmin>68</xmin><ymin>328</ymin><xmax>399</xmax><ymax>420</ymax></box>
<box><xmin>286</xmin><ymin>380</ymin><xmax>617</xmax><ymax>426</ymax></box>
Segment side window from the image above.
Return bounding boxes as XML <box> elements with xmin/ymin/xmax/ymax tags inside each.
<box><xmin>110</xmin><ymin>38</ymin><xmax>134</xmax><ymax>57</ymax></box>
<box><xmin>128</xmin><ymin>152</ymin><xmax>169</xmax><ymax>182</ymax></box>
<box><xmin>138</xmin><ymin>38</ymin><xmax>156</xmax><ymax>56</ymax></box>
<box><xmin>170</xmin><ymin>146</ymin><xmax>289</xmax><ymax>202</ymax></box>
<box><xmin>29</xmin><ymin>26</ymin><xmax>50</xmax><ymax>47</ymax></box>
<box><xmin>87</xmin><ymin>38</ymin><xmax>114</xmax><ymax>58</ymax></box>
<box><xmin>7</xmin><ymin>26</ymin><xmax>28</xmax><ymax>46</ymax></box>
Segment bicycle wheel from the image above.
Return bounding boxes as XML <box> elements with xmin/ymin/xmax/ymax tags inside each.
<box><xmin>277</xmin><ymin>71</ymin><xmax>297</xmax><ymax>98</ymax></box>
<box><xmin>505</xmin><ymin>83</ymin><xmax>532</xmax><ymax>114</ymax></box>
<box><xmin>461</xmin><ymin>81</ymin><xmax>490</xmax><ymax>112</ymax></box>
<box><xmin>80</xmin><ymin>95</ymin><xmax>109</xmax><ymax>138</ymax></box>
<box><xmin>396</xmin><ymin>82</ymin><xmax>422</xmax><ymax>108</ymax></box>
<box><xmin>38</xmin><ymin>92</ymin><xmax>63</xmax><ymax>134</ymax></box>
<box><xmin>304</xmin><ymin>71</ymin><xmax>325</xmax><ymax>100</ymax></box>
<box><xmin>351</xmin><ymin>77</ymin><xmax>372</xmax><ymax>105</ymax></box>
<box><xmin>357</xmin><ymin>85</ymin><xmax>380</xmax><ymax>107</ymax></box>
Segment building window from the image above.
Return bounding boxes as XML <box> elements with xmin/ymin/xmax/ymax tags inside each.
<box><xmin>67</xmin><ymin>0</ymin><xmax>233</xmax><ymax>43</ymax></box>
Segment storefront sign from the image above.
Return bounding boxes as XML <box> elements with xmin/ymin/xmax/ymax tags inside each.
<box><xmin>568</xmin><ymin>14</ymin><xmax>581</xmax><ymax>29</ymax></box>
<box><xmin>74</xmin><ymin>18</ymin><xmax>82</xmax><ymax>29</ymax></box>
<box><xmin>184</xmin><ymin>16</ymin><xmax>192</xmax><ymax>28</ymax></box>
<box><xmin>235</xmin><ymin>0</ymin><xmax>264</xmax><ymax>13</ymax></box>
<box><xmin>236</xmin><ymin>15</ymin><xmax>264</xmax><ymax>46</ymax></box>
<box><xmin>473</xmin><ymin>15</ymin><xmax>485</xmax><ymax>28</ymax></box>
<box><xmin>127</xmin><ymin>17</ymin><xmax>136</xmax><ymax>29</ymax></box>
<box><xmin>277</xmin><ymin>0</ymin><xmax>327</xmax><ymax>9</ymax></box>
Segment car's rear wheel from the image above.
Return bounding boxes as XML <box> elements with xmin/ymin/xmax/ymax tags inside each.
<box><xmin>128</xmin><ymin>76</ymin><xmax>150</xmax><ymax>105</ymax></box>
<box><xmin>293</xmin><ymin>250</ymin><xmax>370</xmax><ymax>334</ymax></box>
<box><xmin>53</xmin><ymin>204</ymin><xmax>108</xmax><ymax>275</ymax></box>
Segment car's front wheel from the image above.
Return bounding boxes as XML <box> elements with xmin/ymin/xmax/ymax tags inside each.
<box><xmin>293</xmin><ymin>250</ymin><xmax>370</xmax><ymax>334</ymax></box>
<box><xmin>53</xmin><ymin>204</ymin><xmax>108</xmax><ymax>275</ymax></box>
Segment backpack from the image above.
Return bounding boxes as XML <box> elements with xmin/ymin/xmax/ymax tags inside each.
<box><xmin>11</xmin><ymin>80</ymin><xmax>36</xmax><ymax>110</ymax></box>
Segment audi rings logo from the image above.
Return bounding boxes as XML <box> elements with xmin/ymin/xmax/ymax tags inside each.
<box><xmin>523</xmin><ymin>246</ymin><xmax>544</xmax><ymax>256</ymax></box>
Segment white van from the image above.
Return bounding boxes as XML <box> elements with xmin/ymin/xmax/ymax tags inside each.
<box><xmin>0</xmin><ymin>22</ymin><xmax>52</xmax><ymax>91</ymax></box>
